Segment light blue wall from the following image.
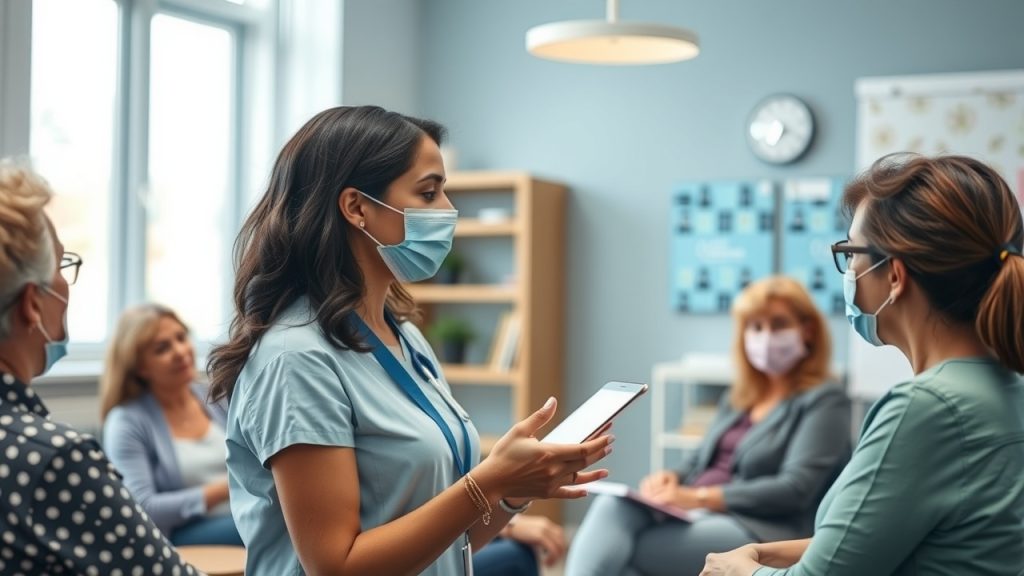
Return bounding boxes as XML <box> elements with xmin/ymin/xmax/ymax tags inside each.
<box><xmin>414</xmin><ymin>0</ymin><xmax>1024</xmax><ymax>523</ymax></box>
<box><xmin>341</xmin><ymin>0</ymin><xmax>421</xmax><ymax>114</ymax></box>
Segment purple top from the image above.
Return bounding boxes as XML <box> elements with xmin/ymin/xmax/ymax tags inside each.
<box><xmin>692</xmin><ymin>413</ymin><xmax>753</xmax><ymax>487</ymax></box>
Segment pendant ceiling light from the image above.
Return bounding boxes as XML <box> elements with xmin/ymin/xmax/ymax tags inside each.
<box><xmin>526</xmin><ymin>0</ymin><xmax>699</xmax><ymax>65</ymax></box>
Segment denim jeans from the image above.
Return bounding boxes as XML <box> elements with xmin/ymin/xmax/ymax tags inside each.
<box><xmin>474</xmin><ymin>537</ymin><xmax>539</xmax><ymax>576</ymax></box>
<box><xmin>170</xmin><ymin>514</ymin><xmax>244</xmax><ymax>547</ymax></box>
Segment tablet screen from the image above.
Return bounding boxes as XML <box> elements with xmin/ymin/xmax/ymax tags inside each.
<box><xmin>542</xmin><ymin>381</ymin><xmax>647</xmax><ymax>444</ymax></box>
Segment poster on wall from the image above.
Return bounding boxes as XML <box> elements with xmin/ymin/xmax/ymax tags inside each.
<box><xmin>850</xmin><ymin>69</ymin><xmax>1024</xmax><ymax>401</ymax></box>
<box><xmin>779</xmin><ymin>177</ymin><xmax>849</xmax><ymax>316</ymax></box>
<box><xmin>857</xmin><ymin>69</ymin><xmax>1024</xmax><ymax>199</ymax></box>
<box><xmin>670</xmin><ymin>180</ymin><xmax>776</xmax><ymax>313</ymax></box>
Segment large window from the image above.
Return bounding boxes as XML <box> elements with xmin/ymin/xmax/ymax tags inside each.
<box><xmin>29</xmin><ymin>0</ymin><xmax>273</xmax><ymax>350</ymax></box>
<box><xmin>147</xmin><ymin>14</ymin><xmax>236</xmax><ymax>341</ymax></box>
<box><xmin>30</xmin><ymin>0</ymin><xmax>118</xmax><ymax>344</ymax></box>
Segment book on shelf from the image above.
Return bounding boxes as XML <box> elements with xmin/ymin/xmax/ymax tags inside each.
<box><xmin>488</xmin><ymin>311</ymin><xmax>521</xmax><ymax>372</ymax></box>
<box><xmin>580</xmin><ymin>480</ymin><xmax>707</xmax><ymax>522</ymax></box>
<box><xmin>488</xmin><ymin>313</ymin><xmax>511</xmax><ymax>371</ymax></box>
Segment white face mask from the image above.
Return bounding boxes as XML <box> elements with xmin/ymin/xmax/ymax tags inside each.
<box><xmin>744</xmin><ymin>327</ymin><xmax>807</xmax><ymax>376</ymax></box>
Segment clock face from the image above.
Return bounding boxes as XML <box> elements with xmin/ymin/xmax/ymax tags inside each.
<box><xmin>747</xmin><ymin>95</ymin><xmax>815</xmax><ymax>165</ymax></box>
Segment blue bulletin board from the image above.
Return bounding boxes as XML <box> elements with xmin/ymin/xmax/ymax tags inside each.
<box><xmin>670</xmin><ymin>177</ymin><xmax>849</xmax><ymax>315</ymax></box>
<box><xmin>670</xmin><ymin>180</ymin><xmax>777</xmax><ymax>313</ymax></box>
<box><xmin>779</xmin><ymin>178</ymin><xmax>849</xmax><ymax>316</ymax></box>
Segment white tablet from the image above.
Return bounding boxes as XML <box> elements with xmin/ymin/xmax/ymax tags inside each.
<box><xmin>542</xmin><ymin>381</ymin><xmax>648</xmax><ymax>444</ymax></box>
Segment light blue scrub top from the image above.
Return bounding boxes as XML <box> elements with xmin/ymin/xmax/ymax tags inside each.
<box><xmin>225</xmin><ymin>298</ymin><xmax>480</xmax><ymax>576</ymax></box>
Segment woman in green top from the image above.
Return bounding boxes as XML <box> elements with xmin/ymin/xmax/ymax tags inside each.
<box><xmin>701</xmin><ymin>154</ymin><xmax>1024</xmax><ymax>576</ymax></box>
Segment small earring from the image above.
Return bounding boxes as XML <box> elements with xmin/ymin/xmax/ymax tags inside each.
<box><xmin>359</xmin><ymin>221</ymin><xmax>365</xmax><ymax>228</ymax></box>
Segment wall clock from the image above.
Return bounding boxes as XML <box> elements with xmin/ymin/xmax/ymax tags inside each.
<box><xmin>747</xmin><ymin>94</ymin><xmax>815</xmax><ymax>164</ymax></box>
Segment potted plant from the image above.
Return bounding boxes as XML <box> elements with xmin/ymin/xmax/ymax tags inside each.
<box><xmin>428</xmin><ymin>316</ymin><xmax>475</xmax><ymax>364</ymax></box>
<box><xmin>435</xmin><ymin>251</ymin><xmax>466</xmax><ymax>284</ymax></box>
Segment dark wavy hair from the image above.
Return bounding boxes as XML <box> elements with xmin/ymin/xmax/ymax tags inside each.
<box><xmin>207</xmin><ymin>106</ymin><xmax>446</xmax><ymax>401</ymax></box>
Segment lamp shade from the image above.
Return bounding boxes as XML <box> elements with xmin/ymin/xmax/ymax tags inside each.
<box><xmin>526</xmin><ymin>20</ymin><xmax>699</xmax><ymax>65</ymax></box>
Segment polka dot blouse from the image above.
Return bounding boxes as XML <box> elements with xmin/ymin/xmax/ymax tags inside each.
<box><xmin>0</xmin><ymin>372</ymin><xmax>201</xmax><ymax>576</ymax></box>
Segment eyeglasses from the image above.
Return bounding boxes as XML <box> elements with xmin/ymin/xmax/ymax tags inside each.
<box><xmin>830</xmin><ymin>240</ymin><xmax>884</xmax><ymax>274</ymax></box>
<box><xmin>60</xmin><ymin>252</ymin><xmax>83</xmax><ymax>285</ymax></box>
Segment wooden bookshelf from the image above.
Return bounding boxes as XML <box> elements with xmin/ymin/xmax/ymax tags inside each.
<box><xmin>405</xmin><ymin>284</ymin><xmax>518</xmax><ymax>303</ymax></box>
<box><xmin>409</xmin><ymin>171</ymin><xmax>567</xmax><ymax>522</ymax></box>
<box><xmin>440</xmin><ymin>364</ymin><xmax>520</xmax><ymax>386</ymax></box>
<box><xmin>454</xmin><ymin>218</ymin><xmax>520</xmax><ymax>237</ymax></box>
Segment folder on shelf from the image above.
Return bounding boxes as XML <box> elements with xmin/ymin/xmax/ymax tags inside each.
<box><xmin>489</xmin><ymin>312</ymin><xmax>512</xmax><ymax>371</ymax></box>
<box><xmin>580</xmin><ymin>480</ymin><xmax>707</xmax><ymax>523</ymax></box>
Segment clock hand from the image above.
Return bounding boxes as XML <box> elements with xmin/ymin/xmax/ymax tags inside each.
<box><xmin>765</xmin><ymin>120</ymin><xmax>785</xmax><ymax>146</ymax></box>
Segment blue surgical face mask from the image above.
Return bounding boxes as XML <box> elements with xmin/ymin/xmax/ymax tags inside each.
<box><xmin>36</xmin><ymin>285</ymin><xmax>69</xmax><ymax>375</ymax></box>
<box><xmin>359</xmin><ymin>192</ymin><xmax>458</xmax><ymax>283</ymax></box>
<box><xmin>843</xmin><ymin>257</ymin><xmax>893</xmax><ymax>347</ymax></box>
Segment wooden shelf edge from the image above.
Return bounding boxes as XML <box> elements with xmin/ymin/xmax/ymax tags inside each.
<box><xmin>446</xmin><ymin>171</ymin><xmax>531</xmax><ymax>191</ymax></box>
<box><xmin>405</xmin><ymin>284</ymin><xmax>518</xmax><ymax>303</ymax></box>
<box><xmin>455</xmin><ymin>218</ymin><xmax>520</xmax><ymax>237</ymax></box>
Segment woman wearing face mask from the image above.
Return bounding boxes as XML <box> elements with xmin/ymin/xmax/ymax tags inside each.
<box><xmin>701</xmin><ymin>154</ymin><xmax>1024</xmax><ymax>576</ymax></box>
<box><xmin>0</xmin><ymin>163</ymin><xmax>198</xmax><ymax>573</ymax></box>
<box><xmin>206</xmin><ymin>106</ymin><xmax>613</xmax><ymax>576</ymax></box>
<box><xmin>565</xmin><ymin>276</ymin><xmax>851</xmax><ymax>576</ymax></box>
<box><xmin>100</xmin><ymin>304</ymin><xmax>242</xmax><ymax>547</ymax></box>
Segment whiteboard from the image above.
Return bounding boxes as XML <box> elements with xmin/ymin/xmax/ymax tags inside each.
<box><xmin>850</xmin><ymin>69</ymin><xmax>1024</xmax><ymax>399</ymax></box>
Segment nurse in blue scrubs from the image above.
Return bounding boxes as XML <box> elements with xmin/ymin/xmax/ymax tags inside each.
<box><xmin>206</xmin><ymin>106</ymin><xmax>612</xmax><ymax>576</ymax></box>
<box><xmin>701</xmin><ymin>154</ymin><xmax>1024</xmax><ymax>576</ymax></box>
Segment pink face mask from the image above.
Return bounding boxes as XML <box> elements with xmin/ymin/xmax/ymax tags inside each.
<box><xmin>743</xmin><ymin>327</ymin><xmax>807</xmax><ymax>376</ymax></box>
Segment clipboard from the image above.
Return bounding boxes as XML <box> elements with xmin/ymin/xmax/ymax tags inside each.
<box><xmin>581</xmin><ymin>480</ymin><xmax>708</xmax><ymax>523</ymax></box>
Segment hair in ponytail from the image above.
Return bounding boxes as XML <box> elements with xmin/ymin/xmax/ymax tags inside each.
<box><xmin>977</xmin><ymin>249</ymin><xmax>1024</xmax><ymax>373</ymax></box>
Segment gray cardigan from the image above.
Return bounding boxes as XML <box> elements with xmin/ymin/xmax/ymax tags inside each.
<box><xmin>102</xmin><ymin>383</ymin><xmax>228</xmax><ymax>536</ymax></box>
<box><xmin>678</xmin><ymin>382</ymin><xmax>852</xmax><ymax>543</ymax></box>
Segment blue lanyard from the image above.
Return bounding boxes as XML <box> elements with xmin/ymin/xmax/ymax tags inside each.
<box><xmin>351</xmin><ymin>312</ymin><xmax>472</xmax><ymax>477</ymax></box>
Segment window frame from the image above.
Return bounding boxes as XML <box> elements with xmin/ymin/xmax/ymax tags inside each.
<box><xmin>23</xmin><ymin>0</ymin><xmax>279</xmax><ymax>382</ymax></box>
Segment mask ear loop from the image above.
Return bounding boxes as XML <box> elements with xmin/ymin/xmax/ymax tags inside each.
<box><xmin>873</xmin><ymin>292</ymin><xmax>895</xmax><ymax>316</ymax></box>
<box><xmin>33</xmin><ymin>284</ymin><xmax>67</xmax><ymax>343</ymax></box>
<box><xmin>854</xmin><ymin>255</ymin><xmax>891</xmax><ymax>281</ymax></box>
<box><xmin>358</xmin><ymin>220</ymin><xmax>385</xmax><ymax>247</ymax></box>
<box><xmin>356</xmin><ymin>191</ymin><xmax>404</xmax><ymax>248</ymax></box>
<box><xmin>359</xmin><ymin>190</ymin><xmax>405</xmax><ymax>215</ymax></box>
<box><xmin>36</xmin><ymin>321</ymin><xmax>56</xmax><ymax>344</ymax></box>
<box><xmin>878</xmin><ymin>255</ymin><xmax>904</xmax><ymax>315</ymax></box>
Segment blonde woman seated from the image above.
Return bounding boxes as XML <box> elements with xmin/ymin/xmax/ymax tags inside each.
<box><xmin>101</xmin><ymin>304</ymin><xmax>242</xmax><ymax>546</ymax></box>
<box><xmin>565</xmin><ymin>276</ymin><xmax>851</xmax><ymax>576</ymax></box>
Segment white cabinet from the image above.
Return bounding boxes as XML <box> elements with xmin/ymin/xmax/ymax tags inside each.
<box><xmin>649</xmin><ymin>354</ymin><xmax>733</xmax><ymax>473</ymax></box>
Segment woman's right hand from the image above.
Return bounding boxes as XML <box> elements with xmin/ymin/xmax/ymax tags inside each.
<box><xmin>638</xmin><ymin>469</ymin><xmax>679</xmax><ymax>500</ymax></box>
<box><xmin>474</xmin><ymin>397</ymin><xmax>613</xmax><ymax>501</ymax></box>
<box><xmin>203</xmin><ymin>477</ymin><xmax>231</xmax><ymax>509</ymax></box>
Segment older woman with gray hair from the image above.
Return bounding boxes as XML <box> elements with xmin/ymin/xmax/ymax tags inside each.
<box><xmin>0</xmin><ymin>161</ymin><xmax>198</xmax><ymax>575</ymax></box>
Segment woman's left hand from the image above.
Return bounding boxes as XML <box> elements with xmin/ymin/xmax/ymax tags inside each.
<box><xmin>699</xmin><ymin>544</ymin><xmax>762</xmax><ymax>576</ymax></box>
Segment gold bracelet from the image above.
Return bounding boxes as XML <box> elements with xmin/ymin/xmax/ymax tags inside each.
<box><xmin>463</xmin><ymin>474</ymin><xmax>492</xmax><ymax>526</ymax></box>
